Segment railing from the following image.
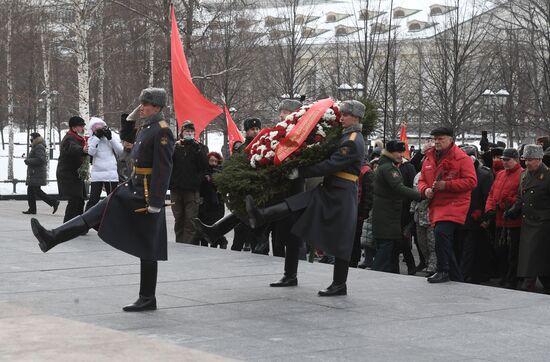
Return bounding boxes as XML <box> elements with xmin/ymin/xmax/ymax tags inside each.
<box><xmin>1</xmin><ymin>179</ymin><xmax>57</xmax><ymax>194</ymax></box>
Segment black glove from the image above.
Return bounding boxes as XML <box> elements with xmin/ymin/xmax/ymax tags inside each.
<box><xmin>103</xmin><ymin>127</ymin><xmax>112</xmax><ymax>140</ymax></box>
<box><xmin>94</xmin><ymin>128</ymin><xmax>104</xmax><ymax>139</ymax></box>
<box><xmin>482</xmin><ymin>210</ymin><xmax>496</xmax><ymax>223</ymax></box>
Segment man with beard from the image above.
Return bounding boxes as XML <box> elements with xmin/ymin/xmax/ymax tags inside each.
<box><xmin>30</xmin><ymin>88</ymin><xmax>175</xmax><ymax>312</ymax></box>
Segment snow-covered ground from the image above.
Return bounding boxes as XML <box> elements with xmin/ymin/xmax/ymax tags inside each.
<box><xmin>0</xmin><ymin>127</ymin><xmax>225</xmax><ymax>195</ymax></box>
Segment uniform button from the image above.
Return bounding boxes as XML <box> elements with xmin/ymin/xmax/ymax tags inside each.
<box><xmin>133</xmin><ymin>192</ymin><xmax>137</xmax><ymax>194</ymax></box>
<box><xmin>124</xmin><ymin>183</ymin><xmax>128</xmax><ymax>186</ymax></box>
<box><xmin>523</xmin><ymin>215</ymin><xmax>525</xmax><ymax>218</ymax></box>
<box><xmin>147</xmin><ymin>126</ymin><xmax>151</xmax><ymax>129</ymax></box>
<box><xmin>139</xmin><ymin>141</ymin><xmax>142</xmax><ymax>144</ymax></box>
<box><xmin>531</xmin><ymin>190</ymin><xmax>534</xmax><ymax>193</ymax></box>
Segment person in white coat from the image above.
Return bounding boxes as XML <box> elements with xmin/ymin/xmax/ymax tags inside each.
<box><xmin>85</xmin><ymin>117</ymin><xmax>124</xmax><ymax>211</ymax></box>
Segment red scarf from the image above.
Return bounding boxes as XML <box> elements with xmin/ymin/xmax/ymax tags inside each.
<box><xmin>67</xmin><ymin>129</ymin><xmax>87</xmax><ymax>146</ymax></box>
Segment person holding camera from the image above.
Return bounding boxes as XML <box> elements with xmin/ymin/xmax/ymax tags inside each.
<box><xmin>85</xmin><ymin>117</ymin><xmax>124</xmax><ymax>211</ymax></box>
<box><xmin>169</xmin><ymin>121</ymin><xmax>209</xmax><ymax>244</ymax></box>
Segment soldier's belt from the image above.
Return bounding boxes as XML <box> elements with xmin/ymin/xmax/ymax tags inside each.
<box><xmin>334</xmin><ymin>172</ymin><xmax>359</xmax><ymax>182</ymax></box>
<box><xmin>133</xmin><ymin>167</ymin><xmax>153</xmax><ymax>175</ymax></box>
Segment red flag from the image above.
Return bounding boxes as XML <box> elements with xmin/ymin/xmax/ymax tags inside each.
<box><xmin>274</xmin><ymin>98</ymin><xmax>334</xmax><ymax>165</ymax></box>
<box><xmin>400</xmin><ymin>122</ymin><xmax>410</xmax><ymax>160</ymax></box>
<box><xmin>224</xmin><ymin>104</ymin><xmax>244</xmax><ymax>155</ymax></box>
<box><xmin>171</xmin><ymin>6</ymin><xmax>222</xmax><ymax>138</ymax></box>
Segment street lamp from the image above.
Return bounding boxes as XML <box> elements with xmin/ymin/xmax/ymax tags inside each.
<box><xmin>482</xmin><ymin>88</ymin><xmax>509</xmax><ymax>144</ymax></box>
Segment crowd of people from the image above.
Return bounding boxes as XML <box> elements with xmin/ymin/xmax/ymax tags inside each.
<box><xmin>24</xmin><ymin>88</ymin><xmax>550</xmax><ymax>311</ymax></box>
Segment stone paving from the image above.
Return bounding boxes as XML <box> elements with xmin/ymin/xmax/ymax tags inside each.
<box><xmin>1</xmin><ymin>200</ymin><xmax>550</xmax><ymax>361</ymax></box>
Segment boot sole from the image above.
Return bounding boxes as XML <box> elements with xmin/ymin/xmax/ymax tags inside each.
<box><xmin>30</xmin><ymin>218</ymin><xmax>49</xmax><ymax>253</ymax></box>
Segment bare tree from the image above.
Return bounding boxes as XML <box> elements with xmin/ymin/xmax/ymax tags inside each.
<box><xmin>421</xmin><ymin>1</ymin><xmax>496</xmax><ymax>135</ymax></box>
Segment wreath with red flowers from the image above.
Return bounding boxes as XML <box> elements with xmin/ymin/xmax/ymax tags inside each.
<box><xmin>214</xmin><ymin>103</ymin><xmax>343</xmax><ymax>216</ymax></box>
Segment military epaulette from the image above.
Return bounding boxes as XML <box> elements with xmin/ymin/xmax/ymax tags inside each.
<box><xmin>158</xmin><ymin>120</ymin><xmax>169</xmax><ymax>128</ymax></box>
<box><xmin>349</xmin><ymin>132</ymin><xmax>358</xmax><ymax>141</ymax></box>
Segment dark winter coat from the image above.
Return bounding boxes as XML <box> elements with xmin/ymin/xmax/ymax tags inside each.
<box><xmin>399</xmin><ymin>161</ymin><xmax>417</xmax><ymax>227</ymax></box>
<box><xmin>485</xmin><ymin>163</ymin><xmax>523</xmax><ymax>228</ymax></box>
<box><xmin>85</xmin><ymin>112</ymin><xmax>175</xmax><ymax>261</ymax></box>
<box><xmin>199</xmin><ymin>165</ymin><xmax>225</xmax><ymax>225</ymax></box>
<box><xmin>508</xmin><ymin>163</ymin><xmax>550</xmax><ymax>277</ymax></box>
<box><xmin>25</xmin><ymin>136</ymin><xmax>48</xmax><ymax>186</ymax></box>
<box><xmin>56</xmin><ymin>131</ymin><xmax>87</xmax><ymax>199</ymax></box>
<box><xmin>286</xmin><ymin>123</ymin><xmax>365</xmax><ymax>261</ymax></box>
<box><xmin>358</xmin><ymin>164</ymin><xmax>373</xmax><ymax>220</ymax></box>
<box><xmin>372</xmin><ymin>151</ymin><xmax>421</xmax><ymax>240</ymax></box>
<box><xmin>169</xmin><ymin>140</ymin><xmax>209</xmax><ymax>192</ymax></box>
<box><xmin>462</xmin><ymin>161</ymin><xmax>493</xmax><ymax>230</ymax></box>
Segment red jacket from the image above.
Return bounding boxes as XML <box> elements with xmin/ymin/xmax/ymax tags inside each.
<box><xmin>485</xmin><ymin>163</ymin><xmax>523</xmax><ymax>227</ymax></box>
<box><xmin>418</xmin><ymin>143</ymin><xmax>477</xmax><ymax>226</ymax></box>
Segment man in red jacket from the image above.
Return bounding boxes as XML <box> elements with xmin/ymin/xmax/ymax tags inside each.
<box><xmin>418</xmin><ymin>127</ymin><xmax>477</xmax><ymax>283</ymax></box>
<box><xmin>483</xmin><ymin>148</ymin><xmax>523</xmax><ymax>288</ymax></box>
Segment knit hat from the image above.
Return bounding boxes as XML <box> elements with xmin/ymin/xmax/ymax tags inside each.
<box><xmin>340</xmin><ymin>100</ymin><xmax>365</xmax><ymax>119</ymax></box>
<box><xmin>243</xmin><ymin>117</ymin><xmax>261</xmax><ymax>131</ymax></box>
<box><xmin>139</xmin><ymin>87</ymin><xmax>166</xmax><ymax>107</ymax></box>
<box><xmin>69</xmin><ymin>116</ymin><xmax>85</xmax><ymax>127</ymax></box>
<box><xmin>279</xmin><ymin>99</ymin><xmax>303</xmax><ymax>113</ymax></box>
<box><xmin>385</xmin><ymin>140</ymin><xmax>406</xmax><ymax>153</ymax></box>
<box><xmin>522</xmin><ymin>144</ymin><xmax>544</xmax><ymax>159</ymax></box>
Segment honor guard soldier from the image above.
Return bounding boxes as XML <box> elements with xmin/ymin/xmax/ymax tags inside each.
<box><xmin>30</xmin><ymin>87</ymin><xmax>175</xmax><ymax>312</ymax></box>
<box><xmin>245</xmin><ymin>100</ymin><xmax>366</xmax><ymax>296</ymax></box>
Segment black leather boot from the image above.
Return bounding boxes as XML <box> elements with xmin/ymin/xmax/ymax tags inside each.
<box><xmin>122</xmin><ymin>296</ymin><xmax>157</xmax><ymax>312</ymax></box>
<box><xmin>192</xmin><ymin>213</ymin><xmax>240</xmax><ymax>244</ymax></box>
<box><xmin>270</xmin><ymin>274</ymin><xmax>298</xmax><ymax>287</ymax></box>
<box><xmin>30</xmin><ymin>216</ymin><xmax>89</xmax><ymax>253</ymax></box>
<box><xmin>245</xmin><ymin>195</ymin><xmax>290</xmax><ymax>229</ymax></box>
<box><xmin>427</xmin><ymin>271</ymin><xmax>450</xmax><ymax>283</ymax></box>
<box><xmin>123</xmin><ymin>260</ymin><xmax>158</xmax><ymax>312</ymax></box>
<box><xmin>318</xmin><ymin>283</ymin><xmax>347</xmax><ymax>296</ymax></box>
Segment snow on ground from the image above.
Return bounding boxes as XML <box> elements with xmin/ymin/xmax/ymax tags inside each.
<box><xmin>0</xmin><ymin>127</ymin><xmax>225</xmax><ymax>196</ymax></box>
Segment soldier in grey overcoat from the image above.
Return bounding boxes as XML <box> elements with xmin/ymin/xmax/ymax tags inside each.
<box><xmin>30</xmin><ymin>88</ymin><xmax>175</xmax><ymax>312</ymax></box>
<box><xmin>245</xmin><ymin>100</ymin><xmax>365</xmax><ymax>297</ymax></box>
<box><xmin>506</xmin><ymin>144</ymin><xmax>550</xmax><ymax>291</ymax></box>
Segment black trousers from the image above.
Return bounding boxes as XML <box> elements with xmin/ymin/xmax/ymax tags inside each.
<box><xmin>64</xmin><ymin>197</ymin><xmax>85</xmax><ymax>223</ymax></box>
<box><xmin>85</xmin><ymin>181</ymin><xmax>118</xmax><ymax>211</ymax></box>
<box><xmin>140</xmin><ymin>260</ymin><xmax>158</xmax><ymax>297</ymax></box>
<box><xmin>333</xmin><ymin>257</ymin><xmax>349</xmax><ymax>285</ymax></box>
<box><xmin>27</xmin><ymin>185</ymin><xmax>56</xmax><ymax>212</ymax></box>
<box><xmin>372</xmin><ymin>238</ymin><xmax>397</xmax><ymax>273</ymax></box>
<box><xmin>350</xmin><ymin>219</ymin><xmax>364</xmax><ymax>267</ymax></box>
<box><xmin>434</xmin><ymin>221</ymin><xmax>463</xmax><ymax>281</ymax></box>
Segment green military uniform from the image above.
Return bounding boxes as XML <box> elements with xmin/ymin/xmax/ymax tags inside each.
<box><xmin>508</xmin><ymin>163</ymin><xmax>550</xmax><ymax>277</ymax></box>
<box><xmin>372</xmin><ymin>150</ymin><xmax>421</xmax><ymax>240</ymax></box>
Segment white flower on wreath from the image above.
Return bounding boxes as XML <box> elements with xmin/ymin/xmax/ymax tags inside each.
<box><xmin>287</xmin><ymin>124</ymin><xmax>295</xmax><ymax>132</ymax></box>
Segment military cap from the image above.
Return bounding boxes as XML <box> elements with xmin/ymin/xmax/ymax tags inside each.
<box><xmin>501</xmin><ymin>148</ymin><xmax>519</xmax><ymax>159</ymax></box>
<box><xmin>69</xmin><ymin>116</ymin><xmax>86</xmax><ymax>127</ymax></box>
<box><xmin>340</xmin><ymin>100</ymin><xmax>366</xmax><ymax>119</ymax></box>
<box><xmin>139</xmin><ymin>87</ymin><xmax>166</xmax><ymax>107</ymax></box>
<box><xmin>279</xmin><ymin>99</ymin><xmax>303</xmax><ymax>112</ymax></box>
<box><xmin>385</xmin><ymin>140</ymin><xmax>406</xmax><ymax>153</ymax></box>
<box><xmin>522</xmin><ymin>144</ymin><xmax>544</xmax><ymax>159</ymax></box>
<box><xmin>182</xmin><ymin>121</ymin><xmax>195</xmax><ymax>130</ymax></box>
<box><xmin>243</xmin><ymin>117</ymin><xmax>261</xmax><ymax>131</ymax></box>
<box><xmin>430</xmin><ymin>126</ymin><xmax>454</xmax><ymax>137</ymax></box>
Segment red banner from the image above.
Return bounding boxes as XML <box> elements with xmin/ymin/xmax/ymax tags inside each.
<box><xmin>224</xmin><ymin>104</ymin><xmax>244</xmax><ymax>155</ymax></box>
<box><xmin>274</xmin><ymin>98</ymin><xmax>334</xmax><ymax>165</ymax></box>
<box><xmin>400</xmin><ymin>122</ymin><xmax>410</xmax><ymax>160</ymax></box>
<box><xmin>170</xmin><ymin>6</ymin><xmax>222</xmax><ymax>138</ymax></box>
